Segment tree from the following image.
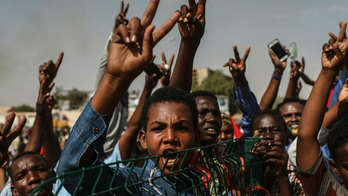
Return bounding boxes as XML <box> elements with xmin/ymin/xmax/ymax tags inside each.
<box><xmin>16</xmin><ymin>104</ymin><xmax>35</xmax><ymax>112</ymax></box>
<box><xmin>192</xmin><ymin>70</ymin><xmax>241</xmax><ymax>114</ymax></box>
<box><xmin>55</xmin><ymin>88</ymin><xmax>89</xmax><ymax>110</ymax></box>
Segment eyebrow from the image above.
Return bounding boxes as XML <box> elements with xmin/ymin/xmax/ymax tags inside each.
<box><xmin>14</xmin><ymin>163</ymin><xmax>48</xmax><ymax>177</ymax></box>
<box><xmin>149</xmin><ymin>120</ymin><xmax>192</xmax><ymax>126</ymax></box>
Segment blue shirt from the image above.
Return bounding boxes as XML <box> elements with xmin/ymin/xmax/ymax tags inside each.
<box><xmin>233</xmin><ymin>84</ymin><xmax>261</xmax><ymax>137</ymax></box>
<box><xmin>57</xmin><ymin>101</ymin><xmax>211</xmax><ymax>196</ymax></box>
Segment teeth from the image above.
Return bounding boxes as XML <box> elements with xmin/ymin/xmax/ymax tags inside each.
<box><xmin>168</xmin><ymin>159</ymin><xmax>175</xmax><ymax>163</ymax></box>
<box><xmin>207</xmin><ymin>128</ymin><xmax>216</xmax><ymax>131</ymax></box>
<box><xmin>291</xmin><ymin>125</ymin><xmax>299</xmax><ymax>128</ymax></box>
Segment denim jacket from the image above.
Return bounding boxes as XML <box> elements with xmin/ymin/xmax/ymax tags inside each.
<box><xmin>57</xmin><ymin>101</ymin><xmax>211</xmax><ymax>196</ymax></box>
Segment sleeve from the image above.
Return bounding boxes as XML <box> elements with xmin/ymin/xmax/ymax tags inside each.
<box><xmin>94</xmin><ymin>32</ymin><xmax>113</xmax><ymax>91</ymax></box>
<box><xmin>329</xmin><ymin>71</ymin><xmax>348</xmax><ymax>109</ymax></box>
<box><xmin>233</xmin><ymin>84</ymin><xmax>261</xmax><ymax>136</ymax></box>
<box><xmin>317</xmin><ymin>126</ymin><xmax>331</xmax><ymax>147</ymax></box>
<box><xmin>56</xmin><ymin>100</ymin><xmax>116</xmax><ymax>195</ymax></box>
<box><xmin>296</xmin><ymin>151</ymin><xmax>325</xmax><ymax>196</ymax></box>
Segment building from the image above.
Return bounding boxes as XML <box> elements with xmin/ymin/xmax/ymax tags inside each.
<box><xmin>193</xmin><ymin>68</ymin><xmax>233</xmax><ymax>86</ymax></box>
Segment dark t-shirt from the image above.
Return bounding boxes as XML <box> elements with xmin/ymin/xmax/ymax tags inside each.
<box><xmin>297</xmin><ymin>151</ymin><xmax>348</xmax><ymax>196</ymax></box>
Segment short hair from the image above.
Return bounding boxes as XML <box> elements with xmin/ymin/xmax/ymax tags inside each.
<box><xmin>327</xmin><ymin>118</ymin><xmax>348</xmax><ymax>161</ymax></box>
<box><xmin>252</xmin><ymin>109</ymin><xmax>287</xmax><ymax>135</ymax></box>
<box><xmin>276</xmin><ymin>97</ymin><xmax>307</xmax><ymax>111</ymax></box>
<box><xmin>190</xmin><ymin>90</ymin><xmax>217</xmax><ymax>100</ymax></box>
<box><xmin>141</xmin><ymin>86</ymin><xmax>198</xmax><ymax>132</ymax></box>
<box><xmin>10</xmin><ymin>151</ymin><xmax>50</xmax><ymax>183</ymax></box>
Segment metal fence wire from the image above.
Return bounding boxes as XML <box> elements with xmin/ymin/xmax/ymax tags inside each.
<box><xmin>30</xmin><ymin>137</ymin><xmax>269</xmax><ymax>196</ymax></box>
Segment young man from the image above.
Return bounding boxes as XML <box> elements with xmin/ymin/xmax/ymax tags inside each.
<box><xmin>56</xmin><ymin>0</ymin><xmax>219</xmax><ymax>195</ymax></box>
<box><xmin>296</xmin><ymin>22</ymin><xmax>348</xmax><ymax>196</ymax></box>
<box><xmin>252</xmin><ymin>110</ymin><xmax>305</xmax><ymax>196</ymax></box>
<box><xmin>216</xmin><ymin>113</ymin><xmax>234</xmax><ymax>144</ymax></box>
<box><xmin>191</xmin><ymin>91</ymin><xmax>222</xmax><ymax>146</ymax></box>
<box><xmin>9</xmin><ymin>152</ymin><xmax>55</xmax><ymax>196</ymax></box>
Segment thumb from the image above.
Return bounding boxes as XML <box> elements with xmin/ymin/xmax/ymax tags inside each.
<box><xmin>142</xmin><ymin>25</ymin><xmax>156</xmax><ymax>64</ymax></box>
<box><xmin>254</xmin><ymin>130</ymin><xmax>260</xmax><ymax>137</ymax></box>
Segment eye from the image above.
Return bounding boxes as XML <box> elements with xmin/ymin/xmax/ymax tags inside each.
<box><xmin>177</xmin><ymin>126</ymin><xmax>189</xmax><ymax>131</ymax></box>
<box><xmin>283</xmin><ymin>114</ymin><xmax>291</xmax><ymax>118</ymax></box>
<box><xmin>272</xmin><ymin>128</ymin><xmax>281</xmax><ymax>133</ymax></box>
<box><xmin>151</xmin><ymin>126</ymin><xmax>164</xmax><ymax>132</ymax></box>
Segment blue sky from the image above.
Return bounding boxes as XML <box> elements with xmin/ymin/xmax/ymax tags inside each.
<box><xmin>0</xmin><ymin>0</ymin><xmax>347</xmax><ymax>107</ymax></box>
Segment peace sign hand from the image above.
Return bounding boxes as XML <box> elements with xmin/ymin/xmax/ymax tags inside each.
<box><xmin>223</xmin><ymin>45</ymin><xmax>250</xmax><ymax>86</ymax></box>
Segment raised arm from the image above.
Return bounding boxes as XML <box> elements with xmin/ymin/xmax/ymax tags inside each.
<box><xmin>322</xmin><ymin>78</ymin><xmax>348</xmax><ymax>129</ymax></box>
<box><xmin>169</xmin><ymin>0</ymin><xmax>206</xmax><ymax>92</ymax></box>
<box><xmin>223</xmin><ymin>45</ymin><xmax>259</xmax><ymax>136</ymax></box>
<box><xmin>285</xmin><ymin>59</ymin><xmax>303</xmax><ymax>98</ymax></box>
<box><xmin>159</xmin><ymin>52</ymin><xmax>175</xmax><ymax>87</ymax></box>
<box><xmin>25</xmin><ymin>53</ymin><xmax>63</xmax><ymax>168</ymax></box>
<box><xmin>260</xmin><ymin>48</ymin><xmax>289</xmax><ymax>110</ymax></box>
<box><xmin>118</xmin><ymin>71</ymin><xmax>159</xmax><ymax>160</ymax></box>
<box><xmin>297</xmin><ymin>22</ymin><xmax>348</xmax><ymax>171</ymax></box>
<box><xmin>77</xmin><ymin>1</ymin><xmax>180</xmax><ymax>168</ymax></box>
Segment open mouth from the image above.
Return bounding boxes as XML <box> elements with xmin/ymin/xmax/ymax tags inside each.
<box><xmin>162</xmin><ymin>150</ymin><xmax>180</xmax><ymax>168</ymax></box>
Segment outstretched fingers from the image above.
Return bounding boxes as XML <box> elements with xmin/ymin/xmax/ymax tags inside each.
<box><xmin>337</xmin><ymin>22</ymin><xmax>347</xmax><ymax>43</ymax></box>
<box><xmin>141</xmin><ymin>0</ymin><xmax>159</xmax><ymax>27</ymax></box>
<box><xmin>242</xmin><ymin>47</ymin><xmax>251</xmax><ymax>61</ymax></box>
<box><xmin>233</xmin><ymin>45</ymin><xmax>240</xmax><ymax>61</ymax></box>
<box><xmin>5</xmin><ymin>117</ymin><xmax>26</xmax><ymax>148</ymax></box>
<box><xmin>1</xmin><ymin>113</ymin><xmax>15</xmax><ymax>136</ymax></box>
<box><xmin>55</xmin><ymin>52</ymin><xmax>64</xmax><ymax>69</ymax></box>
<box><xmin>142</xmin><ymin>25</ymin><xmax>156</xmax><ymax>64</ymax></box>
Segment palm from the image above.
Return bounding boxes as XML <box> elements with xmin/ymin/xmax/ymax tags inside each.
<box><xmin>108</xmin><ymin>37</ymin><xmax>149</xmax><ymax>80</ymax></box>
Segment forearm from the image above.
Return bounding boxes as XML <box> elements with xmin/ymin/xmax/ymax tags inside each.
<box><xmin>301</xmin><ymin>73</ymin><xmax>315</xmax><ymax>86</ymax></box>
<box><xmin>119</xmin><ymin>85</ymin><xmax>152</xmax><ymax>160</ymax></box>
<box><xmin>297</xmin><ymin>69</ymin><xmax>337</xmax><ymax>171</ymax></box>
<box><xmin>285</xmin><ymin>78</ymin><xmax>298</xmax><ymax>98</ymax></box>
<box><xmin>169</xmin><ymin>40</ymin><xmax>199</xmax><ymax>92</ymax></box>
<box><xmin>92</xmin><ymin>72</ymin><xmax>132</xmax><ymax>115</ymax></box>
<box><xmin>234</xmin><ymin>84</ymin><xmax>261</xmax><ymax>136</ymax></box>
<box><xmin>24</xmin><ymin>114</ymin><xmax>45</xmax><ymax>152</ymax></box>
<box><xmin>278</xmin><ymin>177</ymin><xmax>294</xmax><ymax>196</ymax></box>
<box><xmin>323</xmin><ymin>101</ymin><xmax>348</xmax><ymax>129</ymax></box>
<box><xmin>260</xmin><ymin>70</ymin><xmax>283</xmax><ymax>110</ymax></box>
<box><xmin>42</xmin><ymin>114</ymin><xmax>61</xmax><ymax>169</ymax></box>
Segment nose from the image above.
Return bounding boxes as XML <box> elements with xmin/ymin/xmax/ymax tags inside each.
<box><xmin>290</xmin><ymin>114</ymin><xmax>299</xmax><ymax>122</ymax></box>
<box><xmin>27</xmin><ymin>171</ymin><xmax>41</xmax><ymax>186</ymax></box>
<box><xmin>220</xmin><ymin>132</ymin><xmax>227</xmax><ymax>141</ymax></box>
<box><xmin>162</xmin><ymin>128</ymin><xmax>179</xmax><ymax>145</ymax></box>
<box><xmin>206</xmin><ymin>112</ymin><xmax>217</xmax><ymax>123</ymax></box>
<box><xmin>264</xmin><ymin>129</ymin><xmax>274</xmax><ymax>141</ymax></box>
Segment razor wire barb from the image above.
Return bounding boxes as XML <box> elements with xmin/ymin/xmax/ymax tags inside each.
<box><xmin>30</xmin><ymin>137</ymin><xmax>270</xmax><ymax>196</ymax></box>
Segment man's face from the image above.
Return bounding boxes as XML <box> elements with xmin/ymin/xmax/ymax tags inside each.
<box><xmin>216</xmin><ymin>122</ymin><xmax>234</xmax><ymax>144</ymax></box>
<box><xmin>195</xmin><ymin>96</ymin><xmax>222</xmax><ymax>146</ymax></box>
<box><xmin>253</xmin><ymin>114</ymin><xmax>287</xmax><ymax>145</ymax></box>
<box><xmin>334</xmin><ymin>144</ymin><xmax>348</xmax><ymax>189</ymax></box>
<box><xmin>11</xmin><ymin>154</ymin><xmax>53</xmax><ymax>196</ymax></box>
<box><xmin>139</xmin><ymin>102</ymin><xmax>199</xmax><ymax>175</ymax></box>
<box><xmin>278</xmin><ymin>102</ymin><xmax>304</xmax><ymax>129</ymax></box>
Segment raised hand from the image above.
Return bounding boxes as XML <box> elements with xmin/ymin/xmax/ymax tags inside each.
<box><xmin>145</xmin><ymin>70</ymin><xmax>159</xmax><ymax>90</ymax></box>
<box><xmin>263</xmin><ymin>141</ymin><xmax>288</xmax><ymax>179</ymax></box>
<box><xmin>159</xmin><ymin>52</ymin><xmax>175</xmax><ymax>87</ymax></box>
<box><xmin>322</xmin><ymin>22</ymin><xmax>348</xmax><ymax>71</ymax></box>
<box><xmin>106</xmin><ymin>0</ymin><xmax>180</xmax><ymax>82</ymax></box>
<box><xmin>113</xmin><ymin>1</ymin><xmax>129</xmax><ymax>34</ymax></box>
<box><xmin>268</xmin><ymin>46</ymin><xmax>290</xmax><ymax>76</ymax></box>
<box><xmin>223</xmin><ymin>45</ymin><xmax>250</xmax><ymax>86</ymax></box>
<box><xmin>0</xmin><ymin>113</ymin><xmax>26</xmax><ymax>167</ymax></box>
<box><xmin>38</xmin><ymin>52</ymin><xmax>64</xmax><ymax>86</ymax></box>
<box><xmin>37</xmin><ymin>82</ymin><xmax>56</xmax><ymax>116</ymax></box>
<box><xmin>177</xmin><ymin>0</ymin><xmax>206</xmax><ymax>43</ymax></box>
<box><xmin>289</xmin><ymin>61</ymin><xmax>301</xmax><ymax>80</ymax></box>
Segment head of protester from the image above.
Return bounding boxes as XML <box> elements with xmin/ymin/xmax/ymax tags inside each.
<box><xmin>140</xmin><ymin>86</ymin><xmax>200</xmax><ymax>175</ymax></box>
<box><xmin>10</xmin><ymin>152</ymin><xmax>55</xmax><ymax>196</ymax></box>
<box><xmin>216</xmin><ymin>113</ymin><xmax>234</xmax><ymax>144</ymax></box>
<box><xmin>190</xmin><ymin>91</ymin><xmax>222</xmax><ymax>146</ymax></box>
<box><xmin>276</xmin><ymin>97</ymin><xmax>306</xmax><ymax>139</ymax></box>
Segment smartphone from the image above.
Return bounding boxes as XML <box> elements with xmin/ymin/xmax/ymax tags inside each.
<box><xmin>268</xmin><ymin>39</ymin><xmax>289</xmax><ymax>62</ymax></box>
<box><xmin>144</xmin><ymin>62</ymin><xmax>163</xmax><ymax>78</ymax></box>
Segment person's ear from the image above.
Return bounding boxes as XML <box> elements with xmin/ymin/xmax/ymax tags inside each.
<box><xmin>50</xmin><ymin>169</ymin><xmax>57</xmax><ymax>183</ymax></box>
<box><xmin>194</xmin><ymin>129</ymin><xmax>201</xmax><ymax>147</ymax></box>
<box><xmin>11</xmin><ymin>181</ymin><xmax>19</xmax><ymax>196</ymax></box>
<box><xmin>329</xmin><ymin>160</ymin><xmax>341</xmax><ymax>177</ymax></box>
<box><xmin>139</xmin><ymin>129</ymin><xmax>148</xmax><ymax>150</ymax></box>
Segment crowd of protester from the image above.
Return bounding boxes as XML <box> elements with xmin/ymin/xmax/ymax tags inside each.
<box><xmin>1</xmin><ymin>0</ymin><xmax>348</xmax><ymax>195</ymax></box>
